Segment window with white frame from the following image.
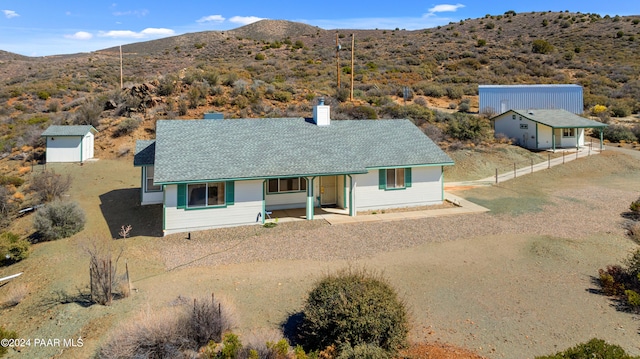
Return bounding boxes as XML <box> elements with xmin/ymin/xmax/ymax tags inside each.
<box><xmin>145</xmin><ymin>166</ymin><xmax>161</xmax><ymax>192</ymax></box>
<box><xmin>562</xmin><ymin>128</ymin><xmax>575</xmax><ymax>137</ymax></box>
<box><xmin>267</xmin><ymin>177</ymin><xmax>307</xmax><ymax>194</ymax></box>
<box><xmin>386</xmin><ymin>168</ymin><xmax>405</xmax><ymax>189</ymax></box>
<box><xmin>187</xmin><ymin>182</ymin><xmax>225</xmax><ymax>207</ymax></box>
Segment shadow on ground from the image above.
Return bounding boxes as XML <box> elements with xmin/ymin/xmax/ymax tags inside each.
<box><xmin>99</xmin><ymin>188</ymin><xmax>163</xmax><ymax>238</ymax></box>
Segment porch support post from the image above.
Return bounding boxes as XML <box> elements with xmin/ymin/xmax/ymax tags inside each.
<box><xmin>576</xmin><ymin>129</ymin><xmax>579</xmax><ymax>150</ymax></box>
<box><xmin>262</xmin><ymin>180</ymin><xmax>267</xmax><ymax>224</ymax></box>
<box><xmin>600</xmin><ymin>129</ymin><xmax>604</xmax><ymax>151</ymax></box>
<box><xmin>306</xmin><ymin>177</ymin><xmax>315</xmax><ymax>220</ymax></box>
<box><xmin>347</xmin><ymin>175</ymin><xmax>356</xmax><ymax>217</ymax></box>
<box><xmin>552</xmin><ymin>127</ymin><xmax>556</xmax><ymax>152</ymax></box>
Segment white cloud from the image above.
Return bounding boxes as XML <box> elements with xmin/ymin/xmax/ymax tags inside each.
<box><xmin>3</xmin><ymin>10</ymin><xmax>19</xmax><ymax>19</ymax></box>
<box><xmin>98</xmin><ymin>28</ymin><xmax>175</xmax><ymax>39</ymax></box>
<box><xmin>229</xmin><ymin>16</ymin><xmax>265</xmax><ymax>25</ymax></box>
<box><xmin>427</xmin><ymin>3</ymin><xmax>465</xmax><ymax>14</ymax></box>
<box><xmin>65</xmin><ymin>31</ymin><xmax>93</xmax><ymax>40</ymax></box>
<box><xmin>197</xmin><ymin>15</ymin><xmax>225</xmax><ymax>23</ymax></box>
<box><xmin>113</xmin><ymin>9</ymin><xmax>149</xmax><ymax>17</ymax></box>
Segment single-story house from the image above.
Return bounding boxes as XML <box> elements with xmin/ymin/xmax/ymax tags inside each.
<box><xmin>492</xmin><ymin>109</ymin><xmax>607</xmax><ymax>151</ymax></box>
<box><xmin>134</xmin><ymin>102</ymin><xmax>454</xmax><ymax>235</ymax></box>
<box><xmin>41</xmin><ymin>125</ymin><xmax>98</xmax><ymax>163</ymax></box>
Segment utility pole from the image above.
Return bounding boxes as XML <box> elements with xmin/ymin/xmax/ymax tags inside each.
<box><xmin>336</xmin><ymin>34</ymin><xmax>341</xmax><ymax>89</ymax></box>
<box><xmin>350</xmin><ymin>33</ymin><xmax>354</xmax><ymax>101</ymax></box>
<box><xmin>119</xmin><ymin>45</ymin><xmax>123</xmax><ymax>89</ymax></box>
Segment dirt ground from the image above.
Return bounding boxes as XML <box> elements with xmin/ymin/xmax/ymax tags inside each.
<box><xmin>1</xmin><ymin>150</ymin><xmax>640</xmax><ymax>358</ymax></box>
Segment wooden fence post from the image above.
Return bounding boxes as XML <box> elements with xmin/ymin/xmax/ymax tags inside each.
<box><xmin>548</xmin><ymin>153</ymin><xmax>551</xmax><ymax>169</ymax></box>
<box><xmin>531</xmin><ymin>159</ymin><xmax>533</xmax><ymax>173</ymax></box>
<box><xmin>513</xmin><ymin>163</ymin><xmax>516</xmax><ymax>179</ymax></box>
<box><xmin>495</xmin><ymin>168</ymin><xmax>498</xmax><ymax>184</ymax></box>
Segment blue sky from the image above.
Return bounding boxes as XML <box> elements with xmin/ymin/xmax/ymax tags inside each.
<box><xmin>1</xmin><ymin>1</ymin><xmax>638</xmax><ymax>57</ymax></box>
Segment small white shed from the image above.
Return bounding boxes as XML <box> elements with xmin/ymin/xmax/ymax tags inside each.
<box><xmin>41</xmin><ymin>125</ymin><xmax>98</xmax><ymax>163</ymax></box>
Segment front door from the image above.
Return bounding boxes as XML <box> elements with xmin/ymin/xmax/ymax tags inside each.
<box><xmin>320</xmin><ymin>176</ymin><xmax>337</xmax><ymax>206</ymax></box>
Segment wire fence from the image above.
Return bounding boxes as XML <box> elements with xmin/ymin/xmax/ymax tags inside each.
<box><xmin>493</xmin><ymin>141</ymin><xmax>601</xmax><ymax>184</ymax></box>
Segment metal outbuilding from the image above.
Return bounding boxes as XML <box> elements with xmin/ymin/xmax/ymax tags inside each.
<box><xmin>479</xmin><ymin>84</ymin><xmax>584</xmax><ymax>115</ymax></box>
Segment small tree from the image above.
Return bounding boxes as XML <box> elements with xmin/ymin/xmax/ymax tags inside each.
<box><xmin>33</xmin><ymin>201</ymin><xmax>85</xmax><ymax>241</ymax></box>
<box><xmin>0</xmin><ymin>232</ymin><xmax>30</xmax><ymax>266</ymax></box>
<box><xmin>30</xmin><ymin>170</ymin><xmax>72</xmax><ymax>203</ymax></box>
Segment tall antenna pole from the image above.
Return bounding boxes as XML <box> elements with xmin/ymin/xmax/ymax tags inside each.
<box><xmin>336</xmin><ymin>33</ymin><xmax>340</xmax><ymax>89</ymax></box>
<box><xmin>350</xmin><ymin>34</ymin><xmax>354</xmax><ymax>101</ymax></box>
<box><xmin>119</xmin><ymin>45</ymin><xmax>123</xmax><ymax>89</ymax></box>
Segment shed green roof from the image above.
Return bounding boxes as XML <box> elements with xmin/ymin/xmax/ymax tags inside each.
<box><xmin>41</xmin><ymin>125</ymin><xmax>97</xmax><ymax>137</ymax></box>
<box><xmin>509</xmin><ymin>109</ymin><xmax>607</xmax><ymax>128</ymax></box>
<box><xmin>134</xmin><ymin>140</ymin><xmax>155</xmax><ymax>166</ymax></box>
<box><xmin>152</xmin><ymin>118</ymin><xmax>453</xmax><ymax>184</ymax></box>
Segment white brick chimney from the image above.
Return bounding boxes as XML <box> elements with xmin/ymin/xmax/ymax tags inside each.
<box><xmin>313</xmin><ymin>98</ymin><xmax>330</xmax><ymax>126</ymax></box>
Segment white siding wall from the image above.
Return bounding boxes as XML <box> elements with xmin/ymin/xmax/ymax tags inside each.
<box><xmin>46</xmin><ymin>136</ymin><xmax>82</xmax><ymax>162</ymax></box>
<box><xmin>354</xmin><ymin>167</ymin><xmax>443</xmax><ymax>211</ymax></box>
<box><xmin>494</xmin><ymin>113</ymin><xmax>538</xmax><ymax>149</ymax></box>
<box><xmin>560</xmin><ymin>129</ymin><xmax>583</xmax><ymax>148</ymax></box>
<box><xmin>164</xmin><ymin>180</ymin><xmax>263</xmax><ymax>235</ymax></box>
<box><xmin>538</xmin><ymin>125</ymin><xmax>553</xmax><ymax>149</ymax></box>
<box><xmin>140</xmin><ymin>167</ymin><xmax>163</xmax><ymax>205</ymax></box>
<box><xmin>266</xmin><ymin>191</ymin><xmax>307</xmax><ymax>210</ymax></box>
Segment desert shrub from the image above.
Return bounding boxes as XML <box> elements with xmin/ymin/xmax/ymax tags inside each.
<box><xmin>112</xmin><ymin>117</ymin><xmax>141</xmax><ymax>137</ymax></box>
<box><xmin>75</xmin><ymin>99</ymin><xmax>103</xmax><ymax>127</ymax></box>
<box><xmin>98</xmin><ymin>294</ymin><xmax>236</xmax><ymax>358</ymax></box>
<box><xmin>0</xmin><ymin>176</ymin><xmax>24</xmax><ymax>187</ymax></box>
<box><xmin>157</xmin><ymin>75</ymin><xmax>178</xmax><ymax>96</ymax></box>
<box><xmin>0</xmin><ymin>187</ymin><xmax>12</xmax><ymax>228</ymax></box>
<box><xmin>611</xmin><ymin>103</ymin><xmax>632</xmax><ymax>118</ymax></box>
<box><xmin>336</xmin><ymin>343</ymin><xmax>391</xmax><ymax>359</ymax></box>
<box><xmin>345</xmin><ymin>105</ymin><xmax>378</xmax><ymax>119</ymax></box>
<box><xmin>445</xmin><ymin>113</ymin><xmax>493</xmax><ymax>143</ymax></box>
<box><xmin>33</xmin><ymin>201</ymin><xmax>85</xmax><ymax>241</ymax></box>
<box><xmin>625</xmin><ymin>220</ymin><xmax>640</xmax><ymax>244</ymax></box>
<box><xmin>272</xmin><ymin>91</ymin><xmax>292</xmax><ymax>103</ymax></box>
<box><xmin>598</xmin><ymin>266</ymin><xmax>626</xmax><ymax>296</ymax></box>
<box><xmin>446</xmin><ymin>86</ymin><xmax>464</xmax><ymax>100</ymax></box>
<box><xmin>532</xmin><ymin>39</ymin><xmax>554</xmax><ymax>54</ymax></box>
<box><xmin>625</xmin><ymin>290</ymin><xmax>640</xmax><ymax>309</ymax></box>
<box><xmin>0</xmin><ymin>326</ymin><xmax>18</xmax><ymax>357</ymax></box>
<box><xmin>457</xmin><ymin>98</ymin><xmax>471</xmax><ymax>113</ymax></box>
<box><xmin>297</xmin><ymin>268</ymin><xmax>409</xmax><ymax>355</ymax></box>
<box><xmin>0</xmin><ymin>232</ymin><xmax>30</xmax><ymax>266</ymax></box>
<box><xmin>535</xmin><ymin>338</ymin><xmax>638</xmax><ymax>359</ymax></box>
<box><xmin>30</xmin><ymin>170</ymin><xmax>71</xmax><ymax>203</ymax></box>
<box><xmin>599</xmin><ymin>124</ymin><xmax>637</xmax><ymax>143</ymax></box>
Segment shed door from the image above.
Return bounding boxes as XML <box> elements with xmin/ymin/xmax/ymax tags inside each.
<box><xmin>320</xmin><ymin>176</ymin><xmax>337</xmax><ymax>206</ymax></box>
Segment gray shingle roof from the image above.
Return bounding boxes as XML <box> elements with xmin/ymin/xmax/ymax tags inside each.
<box><xmin>134</xmin><ymin>140</ymin><xmax>156</xmax><ymax>166</ymax></box>
<box><xmin>511</xmin><ymin>109</ymin><xmax>607</xmax><ymax>128</ymax></box>
<box><xmin>152</xmin><ymin>118</ymin><xmax>453</xmax><ymax>183</ymax></box>
<box><xmin>41</xmin><ymin>125</ymin><xmax>97</xmax><ymax>136</ymax></box>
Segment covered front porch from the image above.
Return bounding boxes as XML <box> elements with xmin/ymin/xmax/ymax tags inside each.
<box><xmin>262</xmin><ymin>174</ymin><xmax>356</xmax><ymax>224</ymax></box>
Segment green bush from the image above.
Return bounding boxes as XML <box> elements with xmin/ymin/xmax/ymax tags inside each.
<box><xmin>535</xmin><ymin>338</ymin><xmax>638</xmax><ymax>359</ymax></box>
<box><xmin>337</xmin><ymin>343</ymin><xmax>391</xmax><ymax>359</ymax></box>
<box><xmin>0</xmin><ymin>232</ymin><xmax>30</xmax><ymax>266</ymax></box>
<box><xmin>33</xmin><ymin>201</ymin><xmax>86</xmax><ymax>241</ymax></box>
<box><xmin>600</xmin><ymin>125</ymin><xmax>637</xmax><ymax>143</ymax></box>
<box><xmin>532</xmin><ymin>39</ymin><xmax>554</xmax><ymax>54</ymax></box>
<box><xmin>625</xmin><ymin>290</ymin><xmax>640</xmax><ymax>308</ymax></box>
<box><xmin>0</xmin><ymin>326</ymin><xmax>18</xmax><ymax>357</ymax></box>
<box><xmin>0</xmin><ymin>176</ymin><xmax>24</xmax><ymax>187</ymax></box>
<box><xmin>445</xmin><ymin>113</ymin><xmax>493</xmax><ymax>143</ymax></box>
<box><xmin>298</xmin><ymin>268</ymin><xmax>409</xmax><ymax>355</ymax></box>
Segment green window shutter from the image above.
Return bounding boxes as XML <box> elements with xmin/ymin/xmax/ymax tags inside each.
<box><xmin>177</xmin><ymin>184</ymin><xmax>186</xmax><ymax>209</ymax></box>
<box><xmin>405</xmin><ymin>168</ymin><xmax>412</xmax><ymax>188</ymax></box>
<box><xmin>378</xmin><ymin>169</ymin><xmax>386</xmax><ymax>190</ymax></box>
<box><xmin>226</xmin><ymin>181</ymin><xmax>235</xmax><ymax>205</ymax></box>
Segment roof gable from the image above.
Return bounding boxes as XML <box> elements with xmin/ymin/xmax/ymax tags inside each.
<box><xmin>152</xmin><ymin>118</ymin><xmax>453</xmax><ymax>183</ymax></box>
<box><xmin>41</xmin><ymin>125</ymin><xmax>98</xmax><ymax>137</ymax></box>
<box><xmin>134</xmin><ymin>140</ymin><xmax>156</xmax><ymax>166</ymax></box>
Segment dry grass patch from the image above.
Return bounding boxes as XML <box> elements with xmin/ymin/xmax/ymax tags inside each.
<box><xmin>1</xmin><ymin>282</ymin><xmax>29</xmax><ymax>308</ymax></box>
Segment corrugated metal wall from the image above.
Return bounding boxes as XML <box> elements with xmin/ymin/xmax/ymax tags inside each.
<box><xmin>479</xmin><ymin>85</ymin><xmax>583</xmax><ymax>114</ymax></box>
